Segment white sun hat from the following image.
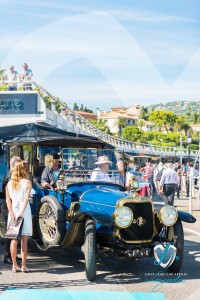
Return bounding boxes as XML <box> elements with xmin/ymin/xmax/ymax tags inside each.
<box><xmin>94</xmin><ymin>155</ymin><xmax>112</xmax><ymax>165</ymax></box>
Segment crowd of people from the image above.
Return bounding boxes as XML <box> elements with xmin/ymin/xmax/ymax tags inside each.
<box><xmin>1</xmin><ymin>63</ymin><xmax>33</xmax><ymax>90</ymax></box>
<box><xmin>139</xmin><ymin>160</ymin><xmax>199</xmax><ymax>205</ymax></box>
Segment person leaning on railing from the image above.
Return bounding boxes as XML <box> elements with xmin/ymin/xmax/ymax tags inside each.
<box><xmin>20</xmin><ymin>63</ymin><xmax>33</xmax><ymax>91</ymax></box>
<box><xmin>1</xmin><ymin>65</ymin><xmax>19</xmax><ymax>91</ymax></box>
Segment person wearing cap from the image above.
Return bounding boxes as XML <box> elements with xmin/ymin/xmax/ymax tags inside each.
<box><xmin>2</xmin><ymin>66</ymin><xmax>19</xmax><ymax>91</ymax></box>
<box><xmin>20</xmin><ymin>63</ymin><xmax>33</xmax><ymax>91</ymax></box>
<box><xmin>90</xmin><ymin>156</ymin><xmax>112</xmax><ymax>182</ymax></box>
<box><xmin>41</xmin><ymin>154</ymin><xmax>62</xmax><ymax>189</ymax></box>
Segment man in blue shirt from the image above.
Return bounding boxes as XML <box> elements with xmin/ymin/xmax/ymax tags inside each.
<box><xmin>20</xmin><ymin>63</ymin><xmax>33</xmax><ymax>90</ymax></box>
<box><xmin>41</xmin><ymin>154</ymin><xmax>61</xmax><ymax>189</ymax></box>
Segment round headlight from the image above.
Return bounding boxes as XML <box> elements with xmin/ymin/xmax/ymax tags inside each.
<box><xmin>114</xmin><ymin>206</ymin><xmax>133</xmax><ymax>228</ymax></box>
<box><xmin>160</xmin><ymin>206</ymin><xmax>178</xmax><ymax>226</ymax></box>
<box><xmin>131</xmin><ymin>180</ymin><xmax>139</xmax><ymax>189</ymax></box>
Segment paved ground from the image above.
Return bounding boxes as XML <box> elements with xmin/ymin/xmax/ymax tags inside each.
<box><xmin>0</xmin><ymin>192</ymin><xmax>199</xmax><ymax>300</ymax></box>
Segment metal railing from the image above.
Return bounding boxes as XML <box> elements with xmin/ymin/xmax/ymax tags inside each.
<box><xmin>0</xmin><ymin>80</ymin><xmax>198</xmax><ymax>157</ymax></box>
<box><xmin>188</xmin><ymin>176</ymin><xmax>200</xmax><ymax>213</ymax></box>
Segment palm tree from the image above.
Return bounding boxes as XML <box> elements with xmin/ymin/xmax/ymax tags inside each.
<box><xmin>138</xmin><ymin>118</ymin><xmax>145</xmax><ymax>129</ymax></box>
<box><xmin>0</xmin><ymin>68</ymin><xmax>6</xmax><ymax>79</ymax></box>
<box><xmin>181</xmin><ymin>123</ymin><xmax>191</xmax><ymax>136</ymax></box>
<box><xmin>117</xmin><ymin>117</ymin><xmax>126</xmax><ymax>137</ymax></box>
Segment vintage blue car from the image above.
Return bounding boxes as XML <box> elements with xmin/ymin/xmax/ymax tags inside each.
<box><xmin>0</xmin><ymin>137</ymin><xmax>196</xmax><ymax>281</ymax></box>
<box><xmin>29</xmin><ymin>147</ymin><xmax>196</xmax><ymax>281</ymax></box>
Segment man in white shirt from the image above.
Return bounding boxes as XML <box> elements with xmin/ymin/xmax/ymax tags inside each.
<box><xmin>2</xmin><ymin>66</ymin><xmax>19</xmax><ymax>91</ymax></box>
<box><xmin>90</xmin><ymin>156</ymin><xmax>112</xmax><ymax>182</ymax></box>
<box><xmin>160</xmin><ymin>163</ymin><xmax>179</xmax><ymax>205</ymax></box>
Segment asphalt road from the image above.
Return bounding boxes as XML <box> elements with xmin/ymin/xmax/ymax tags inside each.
<box><xmin>0</xmin><ymin>205</ymin><xmax>199</xmax><ymax>300</ymax></box>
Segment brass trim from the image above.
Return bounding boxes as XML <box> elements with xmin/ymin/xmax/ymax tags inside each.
<box><xmin>66</xmin><ymin>202</ymin><xmax>80</xmax><ymax>221</ymax></box>
<box><xmin>115</xmin><ymin>228</ymin><xmax>155</xmax><ymax>244</ymax></box>
<box><xmin>114</xmin><ymin>196</ymin><xmax>157</xmax><ymax>243</ymax></box>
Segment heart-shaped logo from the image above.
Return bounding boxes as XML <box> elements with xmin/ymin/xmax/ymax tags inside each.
<box><xmin>154</xmin><ymin>243</ymin><xmax>178</xmax><ymax>268</ymax></box>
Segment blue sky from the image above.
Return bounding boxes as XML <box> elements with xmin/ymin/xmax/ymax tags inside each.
<box><xmin>0</xmin><ymin>0</ymin><xmax>200</xmax><ymax>111</ymax></box>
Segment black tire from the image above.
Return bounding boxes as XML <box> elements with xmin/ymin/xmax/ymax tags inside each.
<box><xmin>168</xmin><ymin>219</ymin><xmax>184</xmax><ymax>273</ymax></box>
<box><xmin>37</xmin><ymin>195</ymin><xmax>66</xmax><ymax>246</ymax></box>
<box><xmin>84</xmin><ymin>219</ymin><xmax>96</xmax><ymax>281</ymax></box>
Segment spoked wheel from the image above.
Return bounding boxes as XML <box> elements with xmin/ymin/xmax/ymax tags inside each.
<box><xmin>167</xmin><ymin>219</ymin><xmax>184</xmax><ymax>273</ymax></box>
<box><xmin>83</xmin><ymin>219</ymin><xmax>96</xmax><ymax>281</ymax></box>
<box><xmin>37</xmin><ymin>195</ymin><xmax>66</xmax><ymax>246</ymax></box>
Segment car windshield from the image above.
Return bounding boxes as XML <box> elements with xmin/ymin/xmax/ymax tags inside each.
<box><xmin>61</xmin><ymin>148</ymin><xmax>126</xmax><ymax>185</ymax></box>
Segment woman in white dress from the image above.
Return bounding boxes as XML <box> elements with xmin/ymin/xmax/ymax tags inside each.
<box><xmin>6</xmin><ymin>160</ymin><xmax>32</xmax><ymax>272</ymax></box>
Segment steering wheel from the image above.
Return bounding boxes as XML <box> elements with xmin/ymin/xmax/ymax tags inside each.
<box><xmin>65</xmin><ymin>166</ymin><xmax>85</xmax><ymax>177</ymax></box>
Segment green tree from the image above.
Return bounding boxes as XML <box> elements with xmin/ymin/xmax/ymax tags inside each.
<box><xmin>149</xmin><ymin>110</ymin><xmax>176</xmax><ymax>132</ymax></box>
<box><xmin>163</xmin><ymin>132</ymin><xmax>181</xmax><ymax>145</ymax></box>
<box><xmin>80</xmin><ymin>104</ymin><xmax>84</xmax><ymax>111</ymax></box>
<box><xmin>73</xmin><ymin>103</ymin><xmax>79</xmax><ymax>111</ymax></box>
<box><xmin>181</xmin><ymin>123</ymin><xmax>191</xmax><ymax>136</ymax></box>
<box><xmin>0</xmin><ymin>68</ymin><xmax>7</xmax><ymax>90</ymax></box>
<box><xmin>89</xmin><ymin>119</ymin><xmax>113</xmax><ymax>135</ymax></box>
<box><xmin>83</xmin><ymin>106</ymin><xmax>93</xmax><ymax>113</ymax></box>
<box><xmin>0</xmin><ymin>68</ymin><xmax>5</xmax><ymax>78</ymax></box>
<box><xmin>140</xmin><ymin>106</ymin><xmax>148</xmax><ymax>120</ymax></box>
<box><xmin>137</xmin><ymin>118</ymin><xmax>145</xmax><ymax>129</ymax></box>
<box><xmin>117</xmin><ymin>117</ymin><xmax>126</xmax><ymax>137</ymax></box>
<box><xmin>174</xmin><ymin>115</ymin><xmax>187</xmax><ymax>132</ymax></box>
<box><xmin>122</xmin><ymin>126</ymin><xmax>144</xmax><ymax>141</ymax></box>
<box><xmin>193</xmin><ymin>112</ymin><xmax>198</xmax><ymax>124</ymax></box>
<box><xmin>42</xmin><ymin>95</ymin><xmax>61</xmax><ymax>113</ymax></box>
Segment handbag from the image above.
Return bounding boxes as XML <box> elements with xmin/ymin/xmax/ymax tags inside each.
<box><xmin>5</xmin><ymin>217</ymin><xmax>24</xmax><ymax>240</ymax></box>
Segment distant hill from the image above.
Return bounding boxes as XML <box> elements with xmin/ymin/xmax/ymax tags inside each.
<box><xmin>146</xmin><ymin>100</ymin><xmax>200</xmax><ymax>115</ymax></box>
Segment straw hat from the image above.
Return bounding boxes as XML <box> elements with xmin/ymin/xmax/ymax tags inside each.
<box><xmin>94</xmin><ymin>155</ymin><xmax>112</xmax><ymax>165</ymax></box>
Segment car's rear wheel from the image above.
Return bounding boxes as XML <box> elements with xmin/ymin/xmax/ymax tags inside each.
<box><xmin>84</xmin><ymin>218</ymin><xmax>96</xmax><ymax>281</ymax></box>
<box><xmin>167</xmin><ymin>219</ymin><xmax>184</xmax><ymax>273</ymax></box>
<box><xmin>37</xmin><ymin>195</ymin><xmax>66</xmax><ymax>246</ymax></box>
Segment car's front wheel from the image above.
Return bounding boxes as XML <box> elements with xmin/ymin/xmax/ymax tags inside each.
<box><xmin>37</xmin><ymin>195</ymin><xmax>66</xmax><ymax>246</ymax></box>
<box><xmin>167</xmin><ymin>219</ymin><xmax>184</xmax><ymax>273</ymax></box>
<box><xmin>83</xmin><ymin>218</ymin><xmax>96</xmax><ymax>281</ymax></box>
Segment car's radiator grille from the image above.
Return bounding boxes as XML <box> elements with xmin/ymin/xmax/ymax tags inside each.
<box><xmin>119</xmin><ymin>202</ymin><xmax>154</xmax><ymax>242</ymax></box>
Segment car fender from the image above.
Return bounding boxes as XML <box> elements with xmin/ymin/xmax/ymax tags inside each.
<box><xmin>61</xmin><ymin>211</ymin><xmax>114</xmax><ymax>249</ymax></box>
<box><xmin>80</xmin><ymin>210</ymin><xmax>114</xmax><ymax>226</ymax></box>
<box><xmin>177</xmin><ymin>210</ymin><xmax>196</xmax><ymax>223</ymax></box>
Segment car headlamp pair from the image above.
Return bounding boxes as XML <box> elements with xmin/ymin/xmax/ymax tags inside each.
<box><xmin>114</xmin><ymin>206</ymin><xmax>133</xmax><ymax>228</ymax></box>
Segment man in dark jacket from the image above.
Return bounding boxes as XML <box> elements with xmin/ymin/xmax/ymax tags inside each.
<box><xmin>1</xmin><ymin>156</ymin><xmax>21</xmax><ymax>264</ymax></box>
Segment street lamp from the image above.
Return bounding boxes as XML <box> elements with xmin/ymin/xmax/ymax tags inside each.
<box><xmin>187</xmin><ymin>134</ymin><xmax>192</xmax><ymax>163</ymax></box>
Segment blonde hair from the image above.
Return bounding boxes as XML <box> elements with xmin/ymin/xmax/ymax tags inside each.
<box><xmin>11</xmin><ymin>161</ymin><xmax>29</xmax><ymax>190</ymax></box>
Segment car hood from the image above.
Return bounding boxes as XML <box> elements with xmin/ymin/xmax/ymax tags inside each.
<box><xmin>80</xmin><ymin>187</ymin><xmax>128</xmax><ymax>211</ymax></box>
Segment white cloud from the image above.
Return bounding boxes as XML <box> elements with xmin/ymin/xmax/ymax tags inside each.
<box><xmin>111</xmin><ymin>9</ymin><xmax>198</xmax><ymax>24</ymax></box>
<box><xmin>2</xmin><ymin>11</ymin><xmax>200</xmax><ymax>109</ymax></box>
